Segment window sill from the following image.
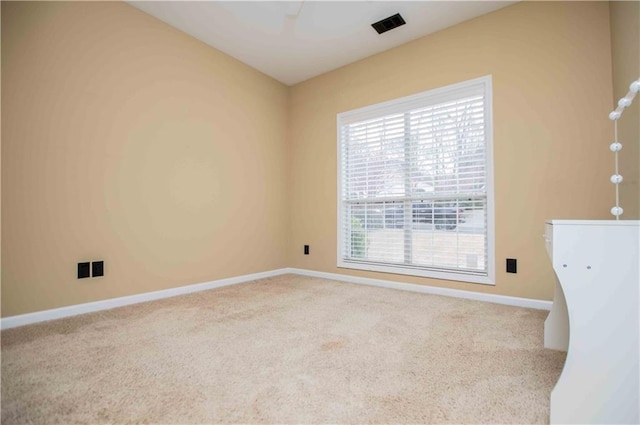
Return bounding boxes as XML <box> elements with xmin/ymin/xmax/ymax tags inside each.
<box><xmin>337</xmin><ymin>260</ymin><xmax>495</xmax><ymax>285</ymax></box>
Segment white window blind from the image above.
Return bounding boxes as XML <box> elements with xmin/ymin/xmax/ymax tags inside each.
<box><xmin>337</xmin><ymin>76</ymin><xmax>494</xmax><ymax>284</ymax></box>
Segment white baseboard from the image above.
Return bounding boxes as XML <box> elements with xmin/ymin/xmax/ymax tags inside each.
<box><xmin>1</xmin><ymin>267</ymin><xmax>551</xmax><ymax>330</ymax></box>
<box><xmin>288</xmin><ymin>268</ymin><xmax>552</xmax><ymax>311</ymax></box>
<box><xmin>0</xmin><ymin>268</ymin><xmax>290</xmax><ymax>330</ymax></box>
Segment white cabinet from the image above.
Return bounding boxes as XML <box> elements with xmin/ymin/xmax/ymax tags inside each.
<box><xmin>544</xmin><ymin>220</ymin><xmax>639</xmax><ymax>424</ymax></box>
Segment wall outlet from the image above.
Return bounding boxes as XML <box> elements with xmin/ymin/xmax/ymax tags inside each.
<box><xmin>77</xmin><ymin>262</ymin><xmax>90</xmax><ymax>279</ymax></box>
<box><xmin>304</xmin><ymin>245</ymin><xmax>309</xmax><ymax>255</ymax></box>
<box><xmin>506</xmin><ymin>258</ymin><xmax>517</xmax><ymax>273</ymax></box>
<box><xmin>92</xmin><ymin>261</ymin><xmax>104</xmax><ymax>277</ymax></box>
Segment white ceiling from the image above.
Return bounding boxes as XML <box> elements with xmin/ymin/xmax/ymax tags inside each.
<box><xmin>128</xmin><ymin>1</ymin><xmax>516</xmax><ymax>86</ymax></box>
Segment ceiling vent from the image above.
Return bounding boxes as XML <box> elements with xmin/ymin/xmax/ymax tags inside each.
<box><xmin>371</xmin><ymin>13</ymin><xmax>406</xmax><ymax>35</ymax></box>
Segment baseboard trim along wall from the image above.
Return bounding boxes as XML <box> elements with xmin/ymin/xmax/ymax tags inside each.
<box><xmin>289</xmin><ymin>268</ymin><xmax>553</xmax><ymax>311</ymax></box>
<box><xmin>0</xmin><ymin>269</ymin><xmax>290</xmax><ymax>330</ymax></box>
<box><xmin>1</xmin><ymin>267</ymin><xmax>551</xmax><ymax>330</ymax></box>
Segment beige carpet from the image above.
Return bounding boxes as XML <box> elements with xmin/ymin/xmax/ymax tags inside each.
<box><xmin>1</xmin><ymin>274</ymin><xmax>565</xmax><ymax>424</ymax></box>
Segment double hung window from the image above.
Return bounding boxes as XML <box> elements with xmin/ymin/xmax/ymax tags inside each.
<box><xmin>337</xmin><ymin>76</ymin><xmax>494</xmax><ymax>284</ymax></box>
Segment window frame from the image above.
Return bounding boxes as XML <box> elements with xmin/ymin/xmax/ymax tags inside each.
<box><xmin>336</xmin><ymin>75</ymin><xmax>495</xmax><ymax>285</ymax></box>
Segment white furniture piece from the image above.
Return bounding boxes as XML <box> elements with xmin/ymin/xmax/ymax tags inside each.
<box><xmin>544</xmin><ymin>220</ymin><xmax>639</xmax><ymax>424</ymax></box>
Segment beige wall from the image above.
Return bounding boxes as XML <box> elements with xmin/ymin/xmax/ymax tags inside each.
<box><xmin>1</xmin><ymin>1</ymin><xmax>623</xmax><ymax>318</ymax></box>
<box><xmin>1</xmin><ymin>2</ymin><xmax>289</xmax><ymax>317</ymax></box>
<box><xmin>610</xmin><ymin>1</ymin><xmax>639</xmax><ymax>218</ymax></box>
<box><xmin>288</xmin><ymin>1</ymin><xmax>614</xmax><ymax>301</ymax></box>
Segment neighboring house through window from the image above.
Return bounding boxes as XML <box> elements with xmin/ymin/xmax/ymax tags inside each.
<box><xmin>337</xmin><ymin>75</ymin><xmax>495</xmax><ymax>284</ymax></box>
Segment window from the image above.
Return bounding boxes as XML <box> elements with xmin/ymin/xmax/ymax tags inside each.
<box><xmin>337</xmin><ymin>76</ymin><xmax>494</xmax><ymax>284</ymax></box>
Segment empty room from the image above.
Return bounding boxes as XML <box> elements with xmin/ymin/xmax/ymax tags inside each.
<box><xmin>2</xmin><ymin>1</ymin><xmax>639</xmax><ymax>423</ymax></box>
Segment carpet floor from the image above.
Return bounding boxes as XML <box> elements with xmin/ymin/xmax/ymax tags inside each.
<box><xmin>1</xmin><ymin>274</ymin><xmax>565</xmax><ymax>424</ymax></box>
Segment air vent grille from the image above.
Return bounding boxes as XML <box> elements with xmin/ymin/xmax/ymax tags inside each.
<box><xmin>371</xmin><ymin>13</ymin><xmax>406</xmax><ymax>35</ymax></box>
